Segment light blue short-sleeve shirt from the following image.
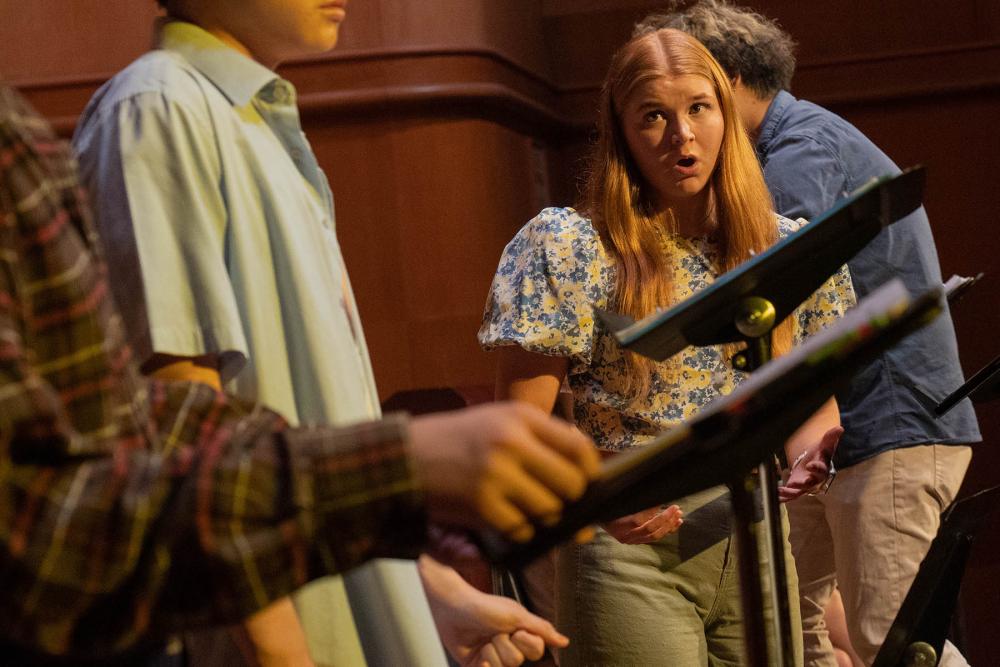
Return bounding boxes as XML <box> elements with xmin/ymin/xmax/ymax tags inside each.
<box><xmin>74</xmin><ymin>21</ymin><xmax>444</xmax><ymax>667</ymax></box>
<box><xmin>74</xmin><ymin>21</ymin><xmax>379</xmax><ymax>427</ymax></box>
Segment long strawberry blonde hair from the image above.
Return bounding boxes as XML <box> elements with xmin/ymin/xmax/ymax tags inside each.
<box><xmin>582</xmin><ymin>28</ymin><xmax>791</xmax><ymax>395</ymax></box>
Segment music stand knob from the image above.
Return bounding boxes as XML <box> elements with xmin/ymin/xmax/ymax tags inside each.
<box><xmin>903</xmin><ymin>641</ymin><xmax>937</xmax><ymax>667</ymax></box>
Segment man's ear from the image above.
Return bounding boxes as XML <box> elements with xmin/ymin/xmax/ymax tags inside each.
<box><xmin>730</xmin><ymin>74</ymin><xmax>742</xmax><ymax>90</ymax></box>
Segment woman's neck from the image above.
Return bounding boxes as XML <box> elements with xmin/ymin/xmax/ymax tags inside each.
<box><xmin>665</xmin><ymin>192</ymin><xmax>716</xmax><ymax>238</ymax></box>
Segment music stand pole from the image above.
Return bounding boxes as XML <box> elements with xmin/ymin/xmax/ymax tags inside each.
<box><xmin>728</xmin><ymin>297</ymin><xmax>796</xmax><ymax>667</ymax></box>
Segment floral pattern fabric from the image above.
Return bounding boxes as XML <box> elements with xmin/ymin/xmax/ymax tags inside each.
<box><xmin>479</xmin><ymin>207</ymin><xmax>856</xmax><ymax>452</ymax></box>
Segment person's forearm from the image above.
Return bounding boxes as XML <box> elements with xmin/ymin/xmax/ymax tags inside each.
<box><xmin>418</xmin><ymin>554</ymin><xmax>472</xmax><ymax>605</ymax></box>
<box><xmin>495</xmin><ymin>346</ymin><xmax>568</xmax><ymax>412</ymax></box>
<box><xmin>784</xmin><ymin>396</ymin><xmax>840</xmax><ymax>464</ymax></box>
<box><xmin>244</xmin><ymin>598</ymin><xmax>314</xmax><ymax>667</ymax></box>
<box><xmin>146</xmin><ymin>353</ymin><xmax>223</xmax><ymax>390</ymax></box>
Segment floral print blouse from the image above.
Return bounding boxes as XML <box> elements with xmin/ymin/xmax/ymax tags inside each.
<box><xmin>479</xmin><ymin>207</ymin><xmax>856</xmax><ymax>452</ymax></box>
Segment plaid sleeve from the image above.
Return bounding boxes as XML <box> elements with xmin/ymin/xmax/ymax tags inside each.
<box><xmin>0</xmin><ymin>85</ymin><xmax>426</xmax><ymax>659</ymax></box>
<box><xmin>139</xmin><ymin>385</ymin><xmax>427</xmax><ymax>638</ymax></box>
<box><xmin>285</xmin><ymin>414</ymin><xmax>427</xmax><ymax>571</ymax></box>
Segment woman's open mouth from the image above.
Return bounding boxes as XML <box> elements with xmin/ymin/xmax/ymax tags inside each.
<box><xmin>673</xmin><ymin>156</ymin><xmax>698</xmax><ymax>176</ymax></box>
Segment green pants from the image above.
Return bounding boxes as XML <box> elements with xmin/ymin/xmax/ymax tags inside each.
<box><xmin>556</xmin><ymin>487</ymin><xmax>803</xmax><ymax>666</ymax></box>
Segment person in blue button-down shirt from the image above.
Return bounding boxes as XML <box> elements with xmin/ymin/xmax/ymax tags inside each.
<box><xmin>638</xmin><ymin>2</ymin><xmax>981</xmax><ymax>665</ymax></box>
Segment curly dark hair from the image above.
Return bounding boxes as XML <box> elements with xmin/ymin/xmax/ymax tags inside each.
<box><xmin>634</xmin><ymin>0</ymin><xmax>796</xmax><ymax>99</ymax></box>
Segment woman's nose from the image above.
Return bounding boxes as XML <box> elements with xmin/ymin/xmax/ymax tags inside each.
<box><xmin>671</xmin><ymin>121</ymin><xmax>694</xmax><ymax>145</ymax></box>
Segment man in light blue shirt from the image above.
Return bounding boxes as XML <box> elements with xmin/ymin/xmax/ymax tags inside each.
<box><xmin>640</xmin><ymin>2</ymin><xmax>981</xmax><ymax>666</ymax></box>
<box><xmin>75</xmin><ymin>2</ymin><xmax>578</xmax><ymax>666</ymax></box>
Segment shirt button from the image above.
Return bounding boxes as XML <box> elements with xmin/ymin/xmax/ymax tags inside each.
<box><xmin>271</xmin><ymin>84</ymin><xmax>291</xmax><ymax>104</ymax></box>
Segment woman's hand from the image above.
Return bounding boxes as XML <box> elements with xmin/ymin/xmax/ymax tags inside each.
<box><xmin>779</xmin><ymin>426</ymin><xmax>843</xmax><ymax>502</ymax></box>
<box><xmin>602</xmin><ymin>504</ymin><xmax>683</xmax><ymax>544</ymax></box>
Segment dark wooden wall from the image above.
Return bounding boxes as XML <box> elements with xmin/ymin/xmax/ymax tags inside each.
<box><xmin>5</xmin><ymin>0</ymin><xmax>999</xmax><ymax>661</ymax></box>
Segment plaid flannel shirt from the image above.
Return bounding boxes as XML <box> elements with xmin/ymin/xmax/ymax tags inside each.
<box><xmin>0</xmin><ymin>85</ymin><xmax>427</xmax><ymax>659</ymax></box>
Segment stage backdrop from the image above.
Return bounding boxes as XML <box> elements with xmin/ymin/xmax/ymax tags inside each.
<box><xmin>6</xmin><ymin>0</ymin><xmax>999</xmax><ymax>662</ymax></box>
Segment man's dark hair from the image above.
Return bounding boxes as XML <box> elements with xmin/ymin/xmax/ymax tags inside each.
<box><xmin>634</xmin><ymin>0</ymin><xmax>797</xmax><ymax>99</ymax></box>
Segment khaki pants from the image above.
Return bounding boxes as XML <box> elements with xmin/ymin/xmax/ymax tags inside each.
<box><xmin>556</xmin><ymin>487</ymin><xmax>802</xmax><ymax>666</ymax></box>
<box><xmin>787</xmin><ymin>444</ymin><xmax>972</xmax><ymax>666</ymax></box>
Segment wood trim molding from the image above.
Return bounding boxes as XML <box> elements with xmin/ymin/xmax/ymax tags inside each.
<box><xmin>794</xmin><ymin>41</ymin><xmax>1000</xmax><ymax>107</ymax></box>
<box><xmin>552</xmin><ymin>41</ymin><xmax>1000</xmax><ymax>120</ymax></box>
<box><xmin>296</xmin><ymin>82</ymin><xmax>590</xmax><ymax>133</ymax></box>
<box><xmin>14</xmin><ymin>40</ymin><xmax>1000</xmax><ymax>136</ymax></box>
<box><xmin>796</xmin><ymin>40</ymin><xmax>1000</xmax><ymax>71</ymax></box>
<box><xmin>16</xmin><ymin>46</ymin><xmax>586</xmax><ymax>137</ymax></box>
<box><xmin>287</xmin><ymin>45</ymin><xmax>557</xmax><ymax>90</ymax></box>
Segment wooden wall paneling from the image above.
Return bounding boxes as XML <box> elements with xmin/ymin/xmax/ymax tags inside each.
<box><xmin>749</xmin><ymin>0</ymin><xmax>1000</xmax><ymax>64</ymax></box>
<box><xmin>0</xmin><ymin>0</ymin><xmax>159</xmax><ymax>84</ymax></box>
<box><xmin>286</xmin><ymin>51</ymin><xmax>569</xmax><ymax>135</ymax></box>
<box><xmin>304</xmin><ymin>117</ymin><xmax>413</xmax><ymax>397</ymax></box>
<box><xmin>390</xmin><ymin>118</ymin><xmax>540</xmax><ymax>396</ymax></box>
<box><xmin>282</xmin><ymin>1</ymin><xmax>573</xmax><ymax>400</ymax></box>
<box><xmin>305</xmin><ymin>115</ymin><xmax>549</xmax><ymax>400</ymax></box>
<box><xmin>301</xmin><ymin>0</ymin><xmax>551</xmax><ymax>83</ymax></box>
<box><xmin>793</xmin><ymin>43</ymin><xmax>1000</xmax><ymax>106</ymax></box>
<box><xmin>541</xmin><ymin>2</ymin><xmax>657</xmax><ymax>101</ymax></box>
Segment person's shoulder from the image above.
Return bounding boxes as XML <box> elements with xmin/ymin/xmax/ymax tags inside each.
<box><xmin>504</xmin><ymin>207</ymin><xmax>605</xmax><ymax>273</ymax></box>
<box><xmin>82</xmin><ymin>50</ymin><xmax>211</xmax><ymax>123</ymax></box>
<box><xmin>778</xmin><ymin>97</ymin><xmax>882</xmax><ymax>154</ymax></box>
<box><xmin>522</xmin><ymin>207</ymin><xmax>598</xmax><ymax>244</ymax></box>
<box><xmin>778</xmin><ymin>96</ymin><xmax>845</xmax><ymax>134</ymax></box>
<box><xmin>768</xmin><ymin>96</ymin><xmax>898</xmax><ymax>186</ymax></box>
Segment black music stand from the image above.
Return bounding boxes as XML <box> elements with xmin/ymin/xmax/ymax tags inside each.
<box><xmin>935</xmin><ymin>353</ymin><xmax>1000</xmax><ymax>417</ymax></box>
<box><xmin>602</xmin><ymin>167</ymin><xmax>926</xmax><ymax>362</ymax></box>
<box><xmin>481</xmin><ymin>280</ymin><xmax>944</xmax><ymax>666</ymax></box>
<box><xmin>872</xmin><ymin>485</ymin><xmax>1000</xmax><ymax>667</ymax></box>
<box><xmin>942</xmin><ymin>273</ymin><xmax>983</xmax><ymax>305</ymax></box>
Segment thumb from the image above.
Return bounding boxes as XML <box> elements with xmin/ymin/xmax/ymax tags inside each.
<box><xmin>818</xmin><ymin>426</ymin><xmax>843</xmax><ymax>457</ymax></box>
<box><xmin>510</xmin><ymin>629</ymin><xmax>548</xmax><ymax>660</ymax></box>
<box><xmin>510</xmin><ymin>605</ymin><xmax>568</xmax><ymax>647</ymax></box>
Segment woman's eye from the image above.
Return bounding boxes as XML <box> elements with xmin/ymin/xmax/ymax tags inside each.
<box><xmin>690</xmin><ymin>102</ymin><xmax>710</xmax><ymax>114</ymax></box>
<box><xmin>643</xmin><ymin>110</ymin><xmax>665</xmax><ymax>123</ymax></box>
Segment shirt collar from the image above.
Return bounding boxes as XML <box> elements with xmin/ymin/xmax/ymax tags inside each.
<box><xmin>755</xmin><ymin>89</ymin><xmax>795</xmax><ymax>156</ymax></box>
<box><xmin>158</xmin><ymin>20</ymin><xmax>278</xmax><ymax>107</ymax></box>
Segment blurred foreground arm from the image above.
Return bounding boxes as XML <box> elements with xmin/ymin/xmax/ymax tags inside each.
<box><xmin>147</xmin><ymin>356</ymin><xmax>313</xmax><ymax>667</ymax></box>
